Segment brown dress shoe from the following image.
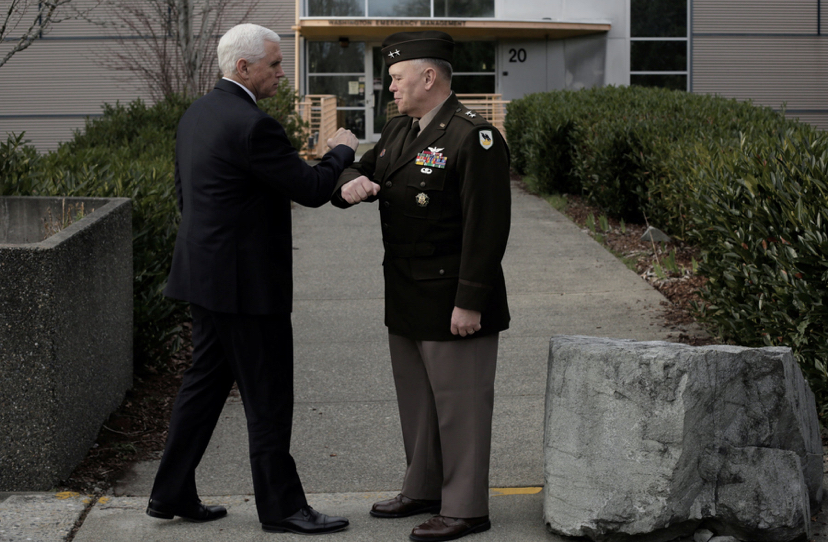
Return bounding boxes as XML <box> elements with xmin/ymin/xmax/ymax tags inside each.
<box><xmin>409</xmin><ymin>515</ymin><xmax>491</xmax><ymax>541</ymax></box>
<box><xmin>370</xmin><ymin>494</ymin><xmax>442</xmax><ymax>518</ymax></box>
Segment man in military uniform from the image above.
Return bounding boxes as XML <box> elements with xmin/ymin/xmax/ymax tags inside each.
<box><xmin>331</xmin><ymin>31</ymin><xmax>511</xmax><ymax>542</ymax></box>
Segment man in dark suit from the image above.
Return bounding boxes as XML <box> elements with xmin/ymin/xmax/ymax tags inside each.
<box><xmin>145</xmin><ymin>23</ymin><xmax>358</xmax><ymax>535</ymax></box>
<box><xmin>332</xmin><ymin>31</ymin><xmax>511</xmax><ymax>542</ymax></box>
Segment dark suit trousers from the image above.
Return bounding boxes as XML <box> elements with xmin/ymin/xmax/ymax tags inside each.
<box><xmin>150</xmin><ymin>304</ymin><xmax>307</xmax><ymax>523</ymax></box>
<box><xmin>388</xmin><ymin>333</ymin><xmax>498</xmax><ymax>519</ymax></box>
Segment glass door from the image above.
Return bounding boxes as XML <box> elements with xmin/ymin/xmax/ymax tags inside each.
<box><xmin>370</xmin><ymin>44</ymin><xmax>394</xmax><ymax>141</ymax></box>
<box><xmin>307</xmin><ymin>41</ymin><xmax>368</xmax><ymax>140</ymax></box>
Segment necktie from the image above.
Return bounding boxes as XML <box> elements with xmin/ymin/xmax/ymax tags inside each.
<box><xmin>402</xmin><ymin>119</ymin><xmax>420</xmax><ymax>151</ymax></box>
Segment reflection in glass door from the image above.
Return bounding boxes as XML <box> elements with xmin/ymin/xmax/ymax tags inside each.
<box><xmin>371</xmin><ymin>44</ymin><xmax>394</xmax><ymax>140</ymax></box>
<box><xmin>307</xmin><ymin>41</ymin><xmax>368</xmax><ymax>139</ymax></box>
<box><xmin>305</xmin><ymin>40</ymin><xmax>496</xmax><ymax>141</ymax></box>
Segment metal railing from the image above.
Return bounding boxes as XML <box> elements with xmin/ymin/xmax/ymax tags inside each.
<box><xmin>296</xmin><ymin>94</ymin><xmax>338</xmax><ymax>159</ymax></box>
<box><xmin>297</xmin><ymin>93</ymin><xmax>511</xmax><ymax>159</ymax></box>
<box><xmin>385</xmin><ymin>94</ymin><xmax>510</xmax><ymax>136</ymax></box>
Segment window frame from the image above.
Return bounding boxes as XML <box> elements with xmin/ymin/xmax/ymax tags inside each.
<box><xmin>629</xmin><ymin>1</ymin><xmax>690</xmax><ymax>91</ymax></box>
<box><xmin>302</xmin><ymin>0</ymin><xmax>495</xmax><ymax>18</ymax></box>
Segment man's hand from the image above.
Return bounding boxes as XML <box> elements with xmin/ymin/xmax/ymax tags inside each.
<box><xmin>450</xmin><ymin>307</ymin><xmax>482</xmax><ymax>337</ymax></box>
<box><xmin>327</xmin><ymin>128</ymin><xmax>359</xmax><ymax>152</ymax></box>
<box><xmin>341</xmin><ymin>176</ymin><xmax>380</xmax><ymax>204</ymax></box>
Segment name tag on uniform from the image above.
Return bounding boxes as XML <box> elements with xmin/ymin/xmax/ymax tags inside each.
<box><xmin>416</xmin><ymin>149</ymin><xmax>447</xmax><ymax>169</ymax></box>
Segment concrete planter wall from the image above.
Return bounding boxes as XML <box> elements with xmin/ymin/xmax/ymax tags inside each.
<box><xmin>0</xmin><ymin>196</ymin><xmax>133</xmax><ymax>491</ymax></box>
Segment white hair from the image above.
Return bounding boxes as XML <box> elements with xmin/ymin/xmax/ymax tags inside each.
<box><xmin>218</xmin><ymin>24</ymin><xmax>281</xmax><ymax>77</ymax></box>
<box><xmin>411</xmin><ymin>58</ymin><xmax>453</xmax><ymax>83</ymax></box>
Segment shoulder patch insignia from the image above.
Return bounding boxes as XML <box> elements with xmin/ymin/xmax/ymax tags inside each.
<box><xmin>479</xmin><ymin>130</ymin><xmax>493</xmax><ymax>150</ymax></box>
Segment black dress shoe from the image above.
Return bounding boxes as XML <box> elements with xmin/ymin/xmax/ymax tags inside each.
<box><xmin>409</xmin><ymin>515</ymin><xmax>491</xmax><ymax>541</ymax></box>
<box><xmin>262</xmin><ymin>506</ymin><xmax>349</xmax><ymax>534</ymax></box>
<box><xmin>371</xmin><ymin>494</ymin><xmax>442</xmax><ymax>518</ymax></box>
<box><xmin>146</xmin><ymin>498</ymin><xmax>227</xmax><ymax>522</ymax></box>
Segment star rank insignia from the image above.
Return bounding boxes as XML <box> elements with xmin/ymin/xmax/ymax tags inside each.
<box><xmin>388</xmin><ymin>49</ymin><xmax>401</xmax><ymax>58</ymax></box>
<box><xmin>465</xmin><ymin>110</ymin><xmax>476</xmax><ymax>118</ymax></box>
<box><xmin>415</xmin><ymin>192</ymin><xmax>429</xmax><ymax>207</ymax></box>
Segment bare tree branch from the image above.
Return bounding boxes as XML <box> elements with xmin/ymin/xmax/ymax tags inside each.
<box><xmin>1</xmin><ymin>0</ymin><xmax>80</xmax><ymax>68</ymax></box>
<box><xmin>87</xmin><ymin>0</ymin><xmax>266</xmax><ymax>100</ymax></box>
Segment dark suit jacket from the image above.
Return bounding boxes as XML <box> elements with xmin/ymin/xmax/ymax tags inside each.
<box><xmin>333</xmin><ymin>93</ymin><xmax>511</xmax><ymax>341</ymax></box>
<box><xmin>164</xmin><ymin>79</ymin><xmax>355</xmax><ymax>315</ymax></box>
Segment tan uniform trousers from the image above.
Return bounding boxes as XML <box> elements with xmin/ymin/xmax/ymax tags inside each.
<box><xmin>388</xmin><ymin>332</ymin><xmax>498</xmax><ymax>519</ymax></box>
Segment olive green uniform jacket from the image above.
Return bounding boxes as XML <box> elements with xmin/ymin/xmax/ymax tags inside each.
<box><xmin>332</xmin><ymin>93</ymin><xmax>511</xmax><ymax>341</ymax></box>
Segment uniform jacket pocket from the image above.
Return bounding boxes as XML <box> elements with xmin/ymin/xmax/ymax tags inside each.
<box><xmin>403</xmin><ymin>168</ymin><xmax>446</xmax><ymax>220</ymax></box>
<box><xmin>410</xmin><ymin>253</ymin><xmax>460</xmax><ymax>280</ymax></box>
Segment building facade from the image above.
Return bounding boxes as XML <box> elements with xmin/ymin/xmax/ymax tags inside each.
<box><xmin>2</xmin><ymin>0</ymin><xmax>826</xmax><ymax>151</ymax></box>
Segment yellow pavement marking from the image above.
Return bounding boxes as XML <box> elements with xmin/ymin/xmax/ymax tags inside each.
<box><xmin>55</xmin><ymin>492</ymin><xmax>80</xmax><ymax>500</ymax></box>
<box><xmin>490</xmin><ymin>487</ymin><xmax>543</xmax><ymax>496</ymax></box>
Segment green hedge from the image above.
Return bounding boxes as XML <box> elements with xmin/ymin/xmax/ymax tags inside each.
<box><xmin>687</xmin><ymin>130</ymin><xmax>828</xmax><ymax>416</ymax></box>
<box><xmin>1</xmin><ymin>80</ymin><xmax>307</xmax><ymax>370</ymax></box>
<box><xmin>505</xmin><ymin>86</ymin><xmax>809</xmax><ymax>227</ymax></box>
<box><xmin>507</xmin><ymin>86</ymin><xmax>828</xmax><ymax>416</ymax></box>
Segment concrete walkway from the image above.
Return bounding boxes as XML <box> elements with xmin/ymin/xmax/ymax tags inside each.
<box><xmin>2</xmin><ymin>181</ymin><xmax>800</xmax><ymax>542</ymax></box>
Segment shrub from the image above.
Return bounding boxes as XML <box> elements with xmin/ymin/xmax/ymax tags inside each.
<box><xmin>506</xmin><ymin>92</ymin><xmax>579</xmax><ymax>194</ymax></box>
<box><xmin>686</xmin><ymin>129</ymin><xmax>828</xmax><ymax>416</ymax></box>
<box><xmin>507</xmin><ymin>86</ymin><xmax>806</xmax><ymax>229</ymax></box>
<box><xmin>0</xmin><ymin>132</ymin><xmax>41</xmax><ymax>195</ymax></box>
<box><xmin>508</xmin><ymin>86</ymin><xmax>828</xmax><ymax>415</ymax></box>
<box><xmin>1</xmin><ymin>80</ymin><xmax>308</xmax><ymax>370</ymax></box>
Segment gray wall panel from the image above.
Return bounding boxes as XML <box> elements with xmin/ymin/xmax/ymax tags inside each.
<box><xmin>693</xmin><ymin>37</ymin><xmax>828</xmax><ymax>110</ymax></box>
<box><xmin>0</xmin><ymin>40</ymin><xmax>154</xmax><ymax>116</ymax></box>
<box><xmin>41</xmin><ymin>0</ymin><xmax>296</xmax><ymax>38</ymax></box>
<box><xmin>0</xmin><ymin>117</ymin><xmax>90</xmax><ymax>152</ymax></box>
<box><xmin>694</xmin><ymin>0</ymin><xmax>818</xmax><ymax>35</ymax></box>
<box><xmin>788</xmin><ymin>111</ymin><xmax>828</xmax><ymax>129</ymax></box>
<box><xmin>1</xmin><ymin>0</ymin><xmax>297</xmax><ymax>151</ymax></box>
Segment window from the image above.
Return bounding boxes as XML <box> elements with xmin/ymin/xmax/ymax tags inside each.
<box><xmin>452</xmin><ymin>41</ymin><xmax>495</xmax><ymax>94</ymax></box>
<box><xmin>307</xmin><ymin>0</ymin><xmax>363</xmax><ymax>17</ymax></box>
<box><xmin>630</xmin><ymin>0</ymin><xmax>688</xmax><ymax>91</ymax></box>
<box><xmin>306</xmin><ymin>0</ymin><xmax>494</xmax><ymax>17</ymax></box>
<box><xmin>307</xmin><ymin>41</ymin><xmax>367</xmax><ymax>138</ymax></box>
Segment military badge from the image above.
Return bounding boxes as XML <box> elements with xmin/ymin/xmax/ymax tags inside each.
<box><xmin>415</xmin><ymin>192</ymin><xmax>429</xmax><ymax>207</ymax></box>
<box><xmin>416</xmin><ymin>149</ymin><xmax>447</xmax><ymax>169</ymax></box>
<box><xmin>479</xmin><ymin>130</ymin><xmax>493</xmax><ymax>150</ymax></box>
<box><xmin>420</xmin><ymin>167</ymin><xmax>433</xmax><ymax>175</ymax></box>
<box><xmin>465</xmin><ymin>110</ymin><xmax>476</xmax><ymax>118</ymax></box>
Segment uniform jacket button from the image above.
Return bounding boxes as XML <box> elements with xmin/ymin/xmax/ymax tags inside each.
<box><xmin>439</xmin><ymin>269</ymin><xmax>445</xmax><ymax>275</ymax></box>
<box><xmin>419</xmin><ymin>181</ymin><xmax>426</xmax><ymax>187</ymax></box>
<box><xmin>383</xmin><ymin>201</ymin><xmax>390</xmax><ymax>208</ymax></box>
<box><xmin>385</xmin><ymin>181</ymin><xmax>392</xmax><ymax>188</ymax></box>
